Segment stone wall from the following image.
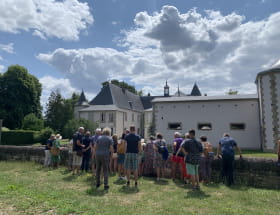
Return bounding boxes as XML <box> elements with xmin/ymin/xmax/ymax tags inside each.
<box><xmin>0</xmin><ymin>145</ymin><xmax>279</xmax><ymax>189</ymax></box>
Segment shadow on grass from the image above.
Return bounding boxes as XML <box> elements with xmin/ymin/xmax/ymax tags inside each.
<box><xmin>86</xmin><ymin>187</ymin><xmax>108</xmax><ymax>196</ymax></box>
<box><xmin>154</xmin><ymin>179</ymin><xmax>169</xmax><ymax>185</ymax></box>
<box><xmin>118</xmin><ymin>185</ymin><xmax>139</xmax><ymax>194</ymax></box>
<box><xmin>62</xmin><ymin>175</ymin><xmax>78</xmax><ymax>181</ymax></box>
<box><xmin>113</xmin><ymin>179</ymin><xmax>126</xmax><ymax>185</ymax></box>
<box><xmin>185</xmin><ymin>190</ymin><xmax>211</xmax><ymax>199</ymax></box>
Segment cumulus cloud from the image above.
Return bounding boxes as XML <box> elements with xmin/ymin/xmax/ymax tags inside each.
<box><xmin>0</xmin><ymin>65</ymin><xmax>4</xmax><ymax>73</ymax></box>
<box><xmin>0</xmin><ymin>43</ymin><xmax>14</xmax><ymax>54</ymax></box>
<box><xmin>0</xmin><ymin>0</ymin><xmax>93</xmax><ymax>41</ymax></box>
<box><xmin>38</xmin><ymin>5</ymin><xmax>280</xmax><ymax>97</ymax></box>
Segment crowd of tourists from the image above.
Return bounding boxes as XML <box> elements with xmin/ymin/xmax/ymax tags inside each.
<box><xmin>44</xmin><ymin>126</ymin><xmax>249</xmax><ymax>191</ymax></box>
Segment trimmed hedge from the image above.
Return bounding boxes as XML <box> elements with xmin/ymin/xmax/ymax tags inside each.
<box><xmin>1</xmin><ymin>130</ymin><xmax>35</xmax><ymax>146</ymax></box>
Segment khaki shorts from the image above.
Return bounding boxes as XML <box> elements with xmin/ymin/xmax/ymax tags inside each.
<box><xmin>72</xmin><ymin>151</ymin><xmax>83</xmax><ymax>166</ymax></box>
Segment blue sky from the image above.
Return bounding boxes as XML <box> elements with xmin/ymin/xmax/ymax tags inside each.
<box><xmin>0</xmin><ymin>0</ymin><xmax>280</xmax><ymax>107</ymax></box>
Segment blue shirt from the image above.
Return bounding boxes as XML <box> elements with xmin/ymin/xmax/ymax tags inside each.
<box><xmin>73</xmin><ymin>132</ymin><xmax>83</xmax><ymax>152</ymax></box>
<box><xmin>82</xmin><ymin>136</ymin><xmax>92</xmax><ymax>155</ymax></box>
<box><xmin>45</xmin><ymin>139</ymin><xmax>53</xmax><ymax>150</ymax></box>
<box><xmin>125</xmin><ymin>133</ymin><xmax>141</xmax><ymax>153</ymax></box>
<box><xmin>219</xmin><ymin>137</ymin><xmax>237</xmax><ymax>157</ymax></box>
<box><xmin>95</xmin><ymin>135</ymin><xmax>113</xmax><ymax>156</ymax></box>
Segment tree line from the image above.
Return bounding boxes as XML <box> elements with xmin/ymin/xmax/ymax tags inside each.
<box><xmin>0</xmin><ymin>65</ymin><xmax>96</xmax><ymax>140</ymax></box>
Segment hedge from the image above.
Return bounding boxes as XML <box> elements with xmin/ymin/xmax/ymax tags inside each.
<box><xmin>1</xmin><ymin>130</ymin><xmax>35</xmax><ymax>146</ymax></box>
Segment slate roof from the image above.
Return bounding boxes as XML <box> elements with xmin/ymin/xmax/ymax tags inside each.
<box><xmin>190</xmin><ymin>83</ymin><xmax>202</xmax><ymax>96</ymax></box>
<box><xmin>89</xmin><ymin>83</ymin><xmax>144</xmax><ymax>112</ymax></box>
<box><xmin>140</xmin><ymin>96</ymin><xmax>159</xmax><ymax>109</ymax></box>
<box><xmin>76</xmin><ymin>90</ymin><xmax>88</xmax><ymax>106</ymax></box>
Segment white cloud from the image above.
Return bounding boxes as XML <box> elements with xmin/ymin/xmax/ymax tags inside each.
<box><xmin>0</xmin><ymin>65</ymin><xmax>4</xmax><ymax>73</ymax></box>
<box><xmin>0</xmin><ymin>43</ymin><xmax>14</xmax><ymax>54</ymax></box>
<box><xmin>38</xmin><ymin>6</ymin><xmax>280</xmax><ymax>97</ymax></box>
<box><xmin>0</xmin><ymin>0</ymin><xmax>93</xmax><ymax>41</ymax></box>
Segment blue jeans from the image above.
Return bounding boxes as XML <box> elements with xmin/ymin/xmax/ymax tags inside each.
<box><xmin>222</xmin><ymin>155</ymin><xmax>234</xmax><ymax>186</ymax></box>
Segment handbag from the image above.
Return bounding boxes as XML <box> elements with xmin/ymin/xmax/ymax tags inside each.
<box><xmin>50</xmin><ymin>146</ymin><xmax>60</xmax><ymax>156</ymax></box>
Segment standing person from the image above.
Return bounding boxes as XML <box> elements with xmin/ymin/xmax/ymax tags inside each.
<box><xmin>143</xmin><ymin>136</ymin><xmax>155</xmax><ymax>176</ymax></box>
<box><xmin>138</xmin><ymin>139</ymin><xmax>146</xmax><ymax>177</ymax></box>
<box><xmin>44</xmin><ymin>134</ymin><xmax>55</xmax><ymax>167</ymax></box>
<box><xmin>153</xmin><ymin>133</ymin><xmax>167</xmax><ymax>181</ymax></box>
<box><xmin>91</xmin><ymin>128</ymin><xmax>102</xmax><ymax>176</ymax></box>
<box><xmin>117</xmin><ymin>138</ymin><xmax>126</xmax><ymax>180</ymax></box>
<box><xmin>122</xmin><ymin>129</ymin><xmax>129</xmax><ymax>140</ymax></box>
<box><xmin>180</xmin><ymin>129</ymin><xmax>203</xmax><ymax>191</ymax></box>
<box><xmin>171</xmin><ymin>132</ymin><xmax>187</xmax><ymax>180</ymax></box>
<box><xmin>217</xmin><ymin>133</ymin><xmax>242</xmax><ymax>186</ymax></box>
<box><xmin>199</xmin><ymin>136</ymin><xmax>214</xmax><ymax>184</ymax></box>
<box><xmin>124</xmin><ymin>126</ymin><xmax>141</xmax><ymax>187</ymax></box>
<box><xmin>81</xmin><ymin>131</ymin><xmax>92</xmax><ymax>173</ymax></box>
<box><xmin>51</xmin><ymin>134</ymin><xmax>62</xmax><ymax>169</ymax></box>
<box><xmin>93</xmin><ymin>127</ymin><xmax>114</xmax><ymax>190</ymax></box>
<box><xmin>110</xmin><ymin>134</ymin><xmax>118</xmax><ymax>173</ymax></box>
<box><xmin>72</xmin><ymin>127</ymin><xmax>85</xmax><ymax>175</ymax></box>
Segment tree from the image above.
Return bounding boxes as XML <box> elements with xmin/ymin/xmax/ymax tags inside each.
<box><xmin>22</xmin><ymin>113</ymin><xmax>44</xmax><ymax>131</ymax></box>
<box><xmin>0</xmin><ymin>65</ymin><xmax>42</xmax><ymax>129</ymax></box>
<box><xmin>44</xmin><ymin>90</ymin><xmax>81</xmax><ymax>133</ymax></box>
<box><xmin>63</xmin><ymin>118</ymin><xmax>98</xmax><ymax>139</ymax></box>
<box><xmin>227</xmin><ymin>89</ymin><xmax>238</xmax><ymax>95</ymax></box>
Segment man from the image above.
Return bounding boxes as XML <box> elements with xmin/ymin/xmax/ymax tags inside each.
<box><xmin>72</xmin><ymin>127</ymin><xmax>85</xmax><ymax>175</ymax></box>
<box><xmin>171</xmin><ymin>132</ymin><xmax>186</xmax><ymax>180</ymax></box>
<box><xmin>91</xmin><ymin>128</ymin><xmax>102</xmax><ymax>176</ymax></box>
<box><xmin>217</xmin><ymin>133</ymin><xmax>242</xmax><ymax>186</ymax></box>
<box><xmin>93</xmin><ymin>127</ymin><xmax>114</xmax><ymax>190</ymax></box>
<box><xmin>44</xmin><ymin>134</ymin><xmax>55</xmax><ymax>167</ymax></box>
<box><xmin>81</xmin><ymin>131</ymin><xmax>92</xmax><ymax>172</ymax></box>
<box><xmin>180</xmin><ymin>129</ymin><xmax>202</xmax><ymax>191</ymax></box>
<box><xmin>124</xmin><ymin>126</ymin><xmax>141</xmax><ymax>187</ymax></box>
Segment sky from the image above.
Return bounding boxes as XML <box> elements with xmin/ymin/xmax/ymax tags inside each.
<box><xmin>0</xmin><ymin>0</ymin><xmax>280</xmax><ymax>108</ymax></box>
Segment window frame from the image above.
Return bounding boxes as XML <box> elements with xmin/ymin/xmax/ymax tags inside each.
<box><xmin>168</xmin><ymin>122</ymin><xmax>182</xmax><ymax>130</ymax></box>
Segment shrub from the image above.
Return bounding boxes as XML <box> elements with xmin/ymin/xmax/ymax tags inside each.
<box><xmin>39</xmin><ymin>127</ymin><xmax>54</xmax><ymax>144</ymax></box>
<box><xmin>22</xmin><ymin>113</ymin><xmax>44</xmax><ymax>131</ymax></box>
<box><xmin>1</xmin><ymin>130</ymin><xmax>35</xmax><ymax>145</ymax></box>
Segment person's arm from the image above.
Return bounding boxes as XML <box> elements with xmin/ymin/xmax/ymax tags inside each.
<box><xmin>235</xmin><ymin>145</ymin><xmax>242</xmax><ymax>158</ymax></box>
<box><xmin>109</xmin><ymin>145</ymin><xmax>114</xmax><ymax>158</ymax></box>
<box><xmin>138</xmin><ymin>141</ymin><xmax>142</xmax><ymax>153</ymax></box>
<box><xmin>216</xmin><ymin>143</ymin><xmax>221</xmax><ymax>157</ymax></box>
<box><xmin>124</xmin><ymin>140</ymin><xmax>127</xmax><ymax>154</ymax></box>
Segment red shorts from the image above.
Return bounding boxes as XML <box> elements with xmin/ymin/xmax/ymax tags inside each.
<box><xmin>171</xmin><ymin>155</ymin><xmax>184</xmax><ymax>163</ymax></box>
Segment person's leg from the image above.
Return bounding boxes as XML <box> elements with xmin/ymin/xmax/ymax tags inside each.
<box><xmin>95</xmin><ymin>156</ymin><xmax>101</xmax><ymax>187</ymax></box>
<box><xmin>81</xmin><ymin>155</ymin><xmax>86</xmax><ymax>171</ymax></box>
<box><xmin>44</xmin><ymin>150</ymin><xmax>48</xmax><ymax>167</ymax></box>
<box><xmin>171</xmin><ymin>160</ymin><xmax>176</xmax><ymax>179</ymax></box>
<box><xmin>103</xmin><ymin>156</ymin><xmax>109</xmax><ymax>188</ymax></box>
<box><xmin>228</xmin><ymin>156</ymin><xmax>234</xmax><ymax>186</ymax></box>
<box><xmin>85</xmin><ymin>154</ymin><xmax>91</xmax><ymax>172</ymax></box>
<box><xmin>195</xmin><ymin>165</ymin><xmax>200</xmax><ymax>188</ymax></box>
<box><xmin>114</xmin><ymin>157</ymin><xmax>118</xmax><ymax>173</ymax></box>
<box><xmin>199</xmin><ymin>157</ymin><xmax>206</xmax><ymax>182</ymax></box>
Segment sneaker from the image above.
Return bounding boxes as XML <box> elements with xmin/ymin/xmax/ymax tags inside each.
<box><xmin>96</xmin><ymin>184</ymin><xmax>100</xmax><ymax>188</ymax></box>
<box><xmin>104</xmin><ymin>185</ymin><xmax>109</xmax><ymax>190</ymax></box>
<box><xmin>126</xmin><ymin>181</ymin><xmax>130</xmax><ymax>186</ymax></box>
<box><xmin>195</xmin><ymin>185</ymin><xmax>200</xmax><ymax>190</ymax></box>
<box><xmin>135</xmin><ymin>182</ymin><xmax>138</xmax><ymax>187</ymax></box>
<box><xmin>156</xmin><ymin>177</ymin><xmax>160</xmax><ymax>181</ymax></box>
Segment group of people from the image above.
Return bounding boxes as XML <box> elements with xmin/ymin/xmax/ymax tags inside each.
<box><xmin>44</xmin><ymin>126</ymin><xmax>245</xmax><ymax>191</ymax></box>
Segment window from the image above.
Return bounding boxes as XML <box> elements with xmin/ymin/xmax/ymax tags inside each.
<box><xmin>230</xmin><ymin>123</ymin><xmax>245</xmax><ymax>130</ymax></box>
<box><xmin>137</xmin><ymin>114</ymin><xmax>141</xmax><ymax>122</ymax></box>
<box><xmin>100</xmin><ymin>112</ymin><xmax>105</xmax><ymax>123</ymax></box>
<box><xmin>124</xmin><ymin>112</ymin><xmax>127</xmax><ymax>121</ymax></box>
<box><xmin>109</xmin><ymin>113</ymin><xmax>114</xmax><ymax>123</ymax></box>
<box><xmin>198</xmin><ymin>123</ymin><xmax>212</xmax><ymax>130</ymax></box>
<box><xmin>132</xmin><ymin>113</ymin><xmax>134</xmax><ymax>122</ymax></box>
<box><xmin>168</xmin><ymin>123</ymin><xmax>182</xmax><ymax>130</ymax></box>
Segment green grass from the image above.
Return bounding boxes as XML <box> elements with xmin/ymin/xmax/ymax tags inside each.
<box><xmin>0</xmin><ymin>162</ymin><xmax>279</xmax><ymax>215</ymax></box>
<box><xmin>241</xmin><ymin>150</ymin><xmax>277</xmax><ymax>159</ymax></box>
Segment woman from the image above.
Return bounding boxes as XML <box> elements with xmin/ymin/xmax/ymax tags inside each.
<box><xmin>153</xmin><ymin>133</ymin><xmax>167</xmax><ymax>181</ymax></box>
<box><xmin>117</xmin><ymin>138</ymin><xmax>126</xmax><ymax>179</ymax></box>
<box><xmin>51</xmin><ymin>134</ymin><xmax>62</xmax><ymax>169</ymax></box>
<box><xmin>138</xmin><ymin>139</ymin><xmax>146</xmax><ymax>177</ymax></box>
<box><xmin>171</xmin><ymin>132</ymin><xmax>186</xmax><ymax>180</ymax></box>
<box><xmin>110</xmin><ymin>134</ymin><xmax>118</xmax><ymax>173</ymax></box>
<box><xmin>93</xmin><ymin>127</ymin><xmax>114</xmax><ymax>190</ymax></box>
<box><xmin>143</xmin><ymin>136</ymin><xmax>155</xmax><ymax>176</ymax></box>
<box><xmin>199</xmin><ymin>135</ymin><xmax>213</xmax><ymax>184</ymax></box>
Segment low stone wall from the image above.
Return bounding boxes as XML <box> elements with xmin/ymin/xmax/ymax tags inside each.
<box><xmin>0</xmin><ymin>145</ymin><xmax>279</xmax><ymax>189</ymax></box>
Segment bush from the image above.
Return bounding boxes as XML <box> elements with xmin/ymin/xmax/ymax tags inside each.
<box><xmin>39</xmin><ymin>127</ymin><xmax>54</xmax><ymax>144</ymax></box>
<box><xmin>1</xmin><ymin>130</ymin><xmax>35</xmax><ymax>145</ymax></box>
<box><xmin>22</xmin><ymin>113</ymin><xmax>44</xmax><ymax>131</ymax></box>
<box><xmin>63</xmin><ymin>118</ymin><xmax>98</xmax><ymax>139</ymax></box>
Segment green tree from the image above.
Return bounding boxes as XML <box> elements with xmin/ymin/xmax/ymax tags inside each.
<box><xmin>44</xmin><ymin>90</ymin><xmax>81</xmax><ymax>133</ymax></box>
<box><xmin>63</xmin><ymin>118</ymin><xmax>98</xmax><ymax>139</ymax></box>
<box><xmin>227</xmin><ymin>89</ymin><xmax>238</xmax><ymax>95</ymax></box>
<box><xmin>22</xmin><ymin>113</ymin><xmax>44</xmax><ymax>131</ymax></box>
<box><xmin>0</xmin><ymin>65</ymin><xmax>42</xmax><ymax>129</ymax></box>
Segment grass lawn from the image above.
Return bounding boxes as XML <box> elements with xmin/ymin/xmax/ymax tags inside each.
<box><xmin>241</xmin><ymin>150</ymin><xmax>277</xmax><ymax>159</ymax></box>
<box><xmin>0</xmin><ymin>162</ymin><xmax>279</xmax><ymax>215</ymax></box>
